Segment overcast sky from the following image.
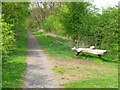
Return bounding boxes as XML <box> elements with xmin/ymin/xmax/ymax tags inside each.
<box><xmin>93</xmin><ymin>0</ymin><xmax>119</xmax><ymax>9</ymax></box>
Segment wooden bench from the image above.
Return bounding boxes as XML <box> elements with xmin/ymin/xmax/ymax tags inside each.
<box><xmin>72</xmin><ymin>46</ymin><xmax>107</xmax><ymax>57</ymax></box>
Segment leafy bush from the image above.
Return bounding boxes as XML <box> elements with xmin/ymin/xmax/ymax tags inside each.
<box><xmin>2</xmin><ymin>20</ymin><xmax>15</xmax><ymax>60</ymax></box>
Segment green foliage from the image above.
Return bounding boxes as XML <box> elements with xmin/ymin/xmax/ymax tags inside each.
<box><xmin>42</xmin><ymin>2</ymin><xmax>96</xmax><ymax>43</ymax></box>
<box><xmin>2</xmin><ymin>30</ymin><xmax>28</xmax><ymax>88</ymax></box>
<box><xmin>2</xmin><ymin>2</ymin><xmax>30</xmax><ymax>31</ymax></box>
<box><xmin>94</xmin><ymin>7</ymin><xmax>118</xmax><ymax>58</ymax></box>
<box><xmin>39</xmin><ymin>2</ymin><xmax>119</xmax><ymax>61</ymax></box>
<box><xmin>2</xmin><ymin>2</ymin><xmax>29</xmax><ymax>87</ymax></box>
<box><xmin>42</xmin><ymin>10</ymin><xmax>65</xmax><ymax>35</ymax></box>
<box><xmin>42</xmin><ymin>15</ymin><xmax>55</xmax><ymax>32</ymax></box>
<box><xmin>60</xmin><ymin>2</ymin><xmax>91</xmax><ymax>42</ymax></box>
<box><xmin>2</xmin><ymin>20</ymin><xmax>15</xmax><ymax>60</ymax></box>
<box><xmin>2</xmin><ymin>2</ymin><xmax>30</xmax><ymax>61</ymax></box>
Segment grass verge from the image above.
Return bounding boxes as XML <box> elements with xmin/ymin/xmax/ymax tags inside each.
<box><xmin>32</xmin><ymin>31</ymin><xmax>74</xmax><ymax>59</ymax></box>
<box><xmin>64</xmin><ymin>75</ymin><xmax>118</xmax><ymax>88</ymax></box>
<box><xmin>2</xmin><ymin>30</ymin><xmax>28</xmax><ymax>88</ymax></box>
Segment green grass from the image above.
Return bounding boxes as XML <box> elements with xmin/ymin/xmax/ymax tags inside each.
<box><xmin>52</xmin><ymin>66</ymin><xmax>65</xmax><ymax>75</ymax></box>
<box><xmin>32</xmin><ymin>31</ymin><xmax>74</xmax><ymax>59</ymax></box>
<box><xmin>52</xmin><ymin>60</ymin><xmax>118</xmax><ymax>88</ymax></box>
<box><xmin>64</xmin><ymin>75</ymin><xmax>118</xmax><ymax>88</ymax></box>
<box><xmin>2</xmin><ymin>30</ymin><xmax>28</xmax><ymax>88</ymax></box>
<box><xmin>32</xmin><ymin>30</ymin><xmax>118</xmax><ymax>88</ymax></box>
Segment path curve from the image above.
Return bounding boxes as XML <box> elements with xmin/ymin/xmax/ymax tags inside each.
<box><xmin>23</xmin><ymin>31</ymin><xmax>59</xmax><ymax>88</ymax></box>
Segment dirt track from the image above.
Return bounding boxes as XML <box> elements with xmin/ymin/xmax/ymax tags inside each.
<box><xmin>23</xmin><ymin>31</ymin><xmax>59</xmax><ymax>88</ymax></box>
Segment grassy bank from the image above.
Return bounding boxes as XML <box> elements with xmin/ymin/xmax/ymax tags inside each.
<box><xmin>2</xmin><ymin>30</ymin><xmax>28</xmax><ymax>88</ymax></box>
<box><xmin>32</xmin><ymin>30</ymin><xmax>118</xmax><ymax>88</ymax></box>
<box><xmin>32</xmin><ymin>30</ymin><xmax>74</xmax><ymax>59</ymax></box>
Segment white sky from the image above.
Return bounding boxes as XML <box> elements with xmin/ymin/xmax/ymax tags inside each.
<box><xmin>93</xmin><ymin>0</ymin><xmax>119</xmax><ymax>9</ymax></box>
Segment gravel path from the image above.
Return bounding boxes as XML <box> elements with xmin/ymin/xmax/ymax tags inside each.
<box><xmin>23</xmin><ymin>31</ymin><xmax>59</xmax><ymax>88</ymax></box>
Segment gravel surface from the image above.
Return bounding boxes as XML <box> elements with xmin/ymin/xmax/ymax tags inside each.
<box><xmin>23</xmin><ymin>31</ymin><xmax>59</xmax><ymax>88</ymax></box>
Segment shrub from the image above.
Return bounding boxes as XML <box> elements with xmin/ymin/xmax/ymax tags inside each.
<box><xmin>2</xmin><ymin>19</ymin><xmax>15</xmax><ymax>61</ymax></box>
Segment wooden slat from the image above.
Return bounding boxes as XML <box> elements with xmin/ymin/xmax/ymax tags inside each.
<box><xmin>72</xmin><ymin>47</ymin><xmax>107</xmax><ymax>55</ymax></box>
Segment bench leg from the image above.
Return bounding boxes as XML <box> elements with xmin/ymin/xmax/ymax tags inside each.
<box><xmin>98</xmin><ymin>54</ymin><xmax>102</xmax><ymax>58</ymax></box>
<box><xmin>76</xmin><ymin>52</ymin><xmax>81</xmax><ymax>56</ymax></box>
